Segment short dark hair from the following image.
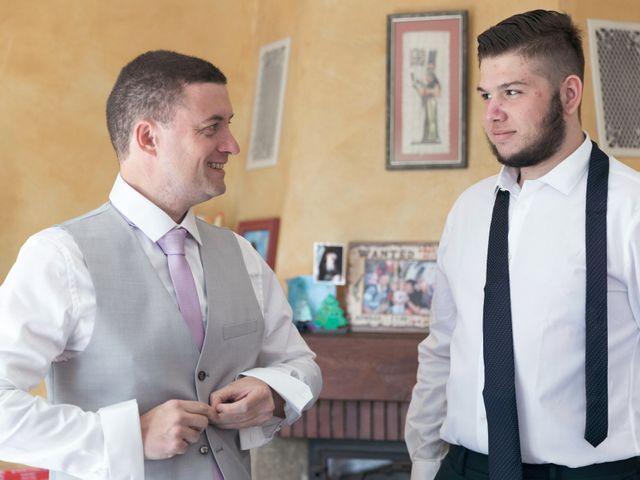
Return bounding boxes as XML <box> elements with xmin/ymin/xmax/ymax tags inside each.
<box><xmin>106</xmin><ymin>50</ymin><xmax>227</xmax><ymax>159</ymax></box>
<box><xmin>477</xmin><ymin>10</ymin><xmax>584</xmax><ymax>86</ymax></box>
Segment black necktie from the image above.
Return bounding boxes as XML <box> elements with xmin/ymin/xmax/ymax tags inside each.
<box><xmin>482</xmin><ymin>142</ymin><xmax>610</xmax><ymax>480</ymax></box>
<box><xmin>483</xmin><ymin>188</ymin><xmax>523</xmax><ymax>480</ymax></box>
<box><xmin>584</xmin><ymin>142</ymin><xmax>609</xmax><ymax>447</ymax></box>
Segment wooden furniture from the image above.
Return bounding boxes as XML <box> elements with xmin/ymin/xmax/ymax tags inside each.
<box><xmin>279</xmin><ymin>332</ymin><xmax>424</xmax><ymax>441</ymax></box>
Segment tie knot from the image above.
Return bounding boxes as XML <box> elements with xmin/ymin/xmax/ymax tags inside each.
<box><xmin>157</xmin><ymin>228</ymin><xmax>188</xmax><ymax>256</ymax></box>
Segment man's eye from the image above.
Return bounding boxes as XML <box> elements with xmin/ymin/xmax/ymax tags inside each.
<box><xmin>202</xmin><ymin>124</ymin><xmax>219</xmax><ymax>135</ymax></box>
<box><xmin>480</xmin><ymin>92</ymin><xmax>491</xmax><ymax>101</ymax></box>
<box><xmin>505</xmin><ymin>90</ymin><xmax>520</xmax><ymax>96</ymax></box>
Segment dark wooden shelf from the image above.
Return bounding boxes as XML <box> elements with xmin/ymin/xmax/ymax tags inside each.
<box><xmin>280</xmin><ymin>331</ymin><xmax>425</xmax><ymax>441</ymax></box>
<box><xmin>302</xmin><ymin>331</ymin><xmax>423</xmax><ymax>402</ymax></box>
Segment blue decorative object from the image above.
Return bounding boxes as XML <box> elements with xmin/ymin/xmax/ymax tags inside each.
<box><xmin>287</xmin><ymin>275</ymin><xmax>337</xmax><ymax>332</ymax></box>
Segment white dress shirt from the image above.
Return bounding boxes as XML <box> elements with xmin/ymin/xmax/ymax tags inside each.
<box><xmin>405</xmin><ymin>136</ymin><xmax>640</xmax><ymax>480</ymax></box>
<box><xmin>0</xmin><ymin>175</ymin><xmax>320</xmax><ymax>479</ymax></box>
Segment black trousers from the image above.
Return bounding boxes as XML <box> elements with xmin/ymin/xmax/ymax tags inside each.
<box><xmin>434</xmin><ymin>445</ymin><xmax>640</xmax><ymax>480</ymax></box>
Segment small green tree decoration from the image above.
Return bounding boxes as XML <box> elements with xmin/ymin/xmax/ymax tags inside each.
<box><xmin>313</xmin><ymin>294</ymin><xmax>347</xmax><ymax>330</ymax></box>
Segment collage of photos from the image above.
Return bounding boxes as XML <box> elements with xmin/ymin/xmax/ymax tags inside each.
<box><xmin>346</xmin><ymin>242</ymin><xmax>438</xmax><ymax>332</ymax></box>
<box><xmin>362</xmin><ymin>258</ymin><xmax>435</xmax><ymax>317</ymax></box>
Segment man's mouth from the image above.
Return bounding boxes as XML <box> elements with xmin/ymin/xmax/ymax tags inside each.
<box><xmin>491</xmin><ymin>130</ymin><xmax>515</xmax><ymax>143</ymax></box>
<box><xmin>207</xmin><ymin>162</ymin><xmax>225</xmax><ymax>170</ymax></box>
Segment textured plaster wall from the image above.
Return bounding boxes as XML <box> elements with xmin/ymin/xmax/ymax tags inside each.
<box><xmin>3</xmin><ymin>0</ymin><xmax>639</xmax><ymax>287</ymax></box>
<box><xmin>0</xmin><ymin>0</ymin><xmax>260</xmax><ymax>279</ymax></box>
<box><xmin>253</xmin><ymin>0</ymin><xmax>640</xmax><ymax>282</ymax></box>
<box><xmin>0</xmin><ymin>0</ymin><xmax>261</xmax><ymax>470</ymax></box>
<box><xmin>1</xmin><ymin>0</ymin><xmax>639</xmax><ymax>474</ymax></box>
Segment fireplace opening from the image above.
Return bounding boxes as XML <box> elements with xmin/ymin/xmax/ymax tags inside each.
<box><xmin>309</xmin><ymin>439</ymin><xmax>411</xmax><ymax>479</ymax></box>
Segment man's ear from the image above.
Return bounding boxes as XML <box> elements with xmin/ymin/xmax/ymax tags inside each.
<box><xmin>560</xmin><ymin>74</ymin><xmax>583</xmax><ymax>115</ymax></box>
<box><xmin>133</xmin><ymin>120</ymin><xmax>158</xmax><ymax>156</ymax></box>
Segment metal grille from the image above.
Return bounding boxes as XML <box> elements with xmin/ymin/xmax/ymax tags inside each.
<box><xmin>589</xmin><ymin>21</ymin><xmax>640</xmax><ymax>155</ymax></box>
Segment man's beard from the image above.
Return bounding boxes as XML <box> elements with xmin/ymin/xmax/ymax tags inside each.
<box><xmin>488</xmin><ymin>91</ymin><xmax>566</xmax><ymax>168</ymax></box>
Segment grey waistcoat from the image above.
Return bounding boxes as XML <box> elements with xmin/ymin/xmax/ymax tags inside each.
<box><xmin>46</xmin><ymin>203</ymin><xmax>265</xmax><ymax>480</ymax></box>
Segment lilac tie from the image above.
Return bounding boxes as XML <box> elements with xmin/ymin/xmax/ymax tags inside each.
<box><xmin>157</xmin><ymin>228</ymin><xmax>205</xmax><ymax>351</ymax></box>
<box><xmin>157</xmin><ymin>229</ymin><xmax>223</xmax><ymax>479</ymax></box>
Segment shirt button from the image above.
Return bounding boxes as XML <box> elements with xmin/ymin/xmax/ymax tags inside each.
<box><xmin>198</xmin><ymin>371</ymin><xmax>207</xmax><ymax>381</ymax></box>
<box><xmin>199</xmin><ymin>445</ymin><xmax>210</xmax><ymax>455</ymax></box>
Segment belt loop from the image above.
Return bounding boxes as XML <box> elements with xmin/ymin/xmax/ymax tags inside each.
<box><xmin>548</xmin><ymin>464</ymin><xmax>558</xmax><ymax>480</ymax></box>
<box><xmin>455</xmin><ymin>447</ymin><xmax>468</xmax><ymax>475</ymax></box>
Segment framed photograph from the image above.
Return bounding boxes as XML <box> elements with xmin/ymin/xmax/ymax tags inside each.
<box><xmin>346</xmin><ymin>242</ymin><xmax>438</xmax><ymax>332</ymax></box>
<box><xmin>386</xmin><ymin>11</ymin><xmax>467</xmax><ymax>170</ymax></box>
<box><xmin>236</xmin><ymin>217</ymin><xmax>280</xmax><ymax>269</ymax></box>
<box><xmin>588</xmin><ymin>19</ymin><xmax>640</xmax><ymax>156</ymax></box>
<box><xmin>247</xmin><ymin>37</ymin><xmax>291</xmax><ymax>169</ymax></box>
<box><xmin>313</xmin><ymin>243</ymin><xmax>346</xmax><ymax>285</ymax></box>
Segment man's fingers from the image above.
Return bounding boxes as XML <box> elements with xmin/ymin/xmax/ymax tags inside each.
<box><xmin>211</xmin><ymin>393</ymin><xmax>273</xmax><ymax>429</ymax></box>
<box><xmin>141</xmin><ymin>399</ymin><xmax>212</xmax><ymax>460</ymax></box>
<box><xmin>180</xmin><ymin>424</ymin><xmax>204</xmax><ymax>444</ymax></box>
<box><xmin>215</xmin><ymin>396</ymin><xmax>250</xmax><ymax>416</ymax></box>
<box><xmin>185</xmin><ymin>411</ymin><xmax>210</xmax><ymax>433</ymax></box>
<box><xmin>210</xmin><ymin>387</ymin><xmax>247</xmax><ymax>408</ymax></box>
<box><xmin>208</xmin><ymin>377</ymin><xmax>281</xmax><ymax>429</ymax></box>
<box><xmin>168</xmin><ymin>437</ymin><xmax>189</xmax><ymax>456</ymax></box>
<box><xmin>175</xmin><ymin>399</ymin><xmax>215</xmax><ymax>417</ymax></box>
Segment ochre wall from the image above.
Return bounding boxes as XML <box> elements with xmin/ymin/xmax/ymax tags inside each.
<box><xmin>0</xmin><ymin>0</ymin><xmax>262</xmax><ymax>470</ymax></box>
<box><xmin>1</xmin><ymin>0</ymin><xmax>639</xmax><ymax>471</ymax></box>
<box><xmin>2</xmin><ymin>0</ymin><xmax>639</xmax><ymax>279</ymax></box>
<box><xmin>229</xmin><ymin>0</ymin><xmax>640</xmax><ymax>280</ymax></box>
<box><xmin>0</xmin><ymin>0</ymin><xmax>261</xmax><ymax>278</ymax></box>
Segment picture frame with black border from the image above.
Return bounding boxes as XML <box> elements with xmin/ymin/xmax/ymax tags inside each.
<box><xmin>313</xmin><ymin>243</ymin><xmax>346</xmax><ymax>286</ymax></box>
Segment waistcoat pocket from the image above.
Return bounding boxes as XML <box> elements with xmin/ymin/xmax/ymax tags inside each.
<box><xmin>223</xmin><ymin>319</ymin><xmax>258</xmax><ymax>339</ymax></box>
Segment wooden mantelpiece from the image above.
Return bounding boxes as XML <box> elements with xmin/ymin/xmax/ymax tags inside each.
<box><xmin>279</xmin><ymin>332</ymin><xmax>424</xmax><ymax>441</ymax></box>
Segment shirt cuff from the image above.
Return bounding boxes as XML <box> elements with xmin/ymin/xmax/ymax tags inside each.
<box><xmin>410</xmin><ymin>460</ymin><xmax>442</xmax><ymax>480</ymax></box>
<box><xmin>238</xmin><ymin>418</ymin><xmax>284</xmax><ymax>450</ymax></box>
<box><xmin>237</xmin><ymin>368</ymin><xmax>313</xmax><ymax>450</ymax></box>
<box><xmin>98</xmin><ymin>399</ymin><xmax>145</xmax><ymax>480</ymax></box>
<box><xmin>239</xmin><ymin>367</ymin><xmax>313</xmax><ymax>419</ymax></box>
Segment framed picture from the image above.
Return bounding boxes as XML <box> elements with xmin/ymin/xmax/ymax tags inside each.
<box><xmin>588</xmin><ymin>19</ymin><xmax>640</xmax><ymax>156</ymax></box>
<box><xmin>247</xmin><ymin>37</ymin><xmax>291</xmax><ymax>169</ymax></box>
<box><xmin>346</xmin><ymin>242</ymin><xmax>438</xmax><ymax>332</ymax></box>
<box><xmin>236</xmin><ymin>217</ymin><xmax>280</xmax><ymax>269</ymax></box>
<box><xmin>386</xmin><ymin>11</ymin><xmax>467</xmax><ymax>170</ymax></box>
<box><xmin>313</xmin><ymin>243</ymin><xmax>346</xmax><ymax>285</ymax></box>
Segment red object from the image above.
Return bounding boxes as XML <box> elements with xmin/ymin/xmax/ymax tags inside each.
<box><xmin>0</xmin><ymin>469</ymin><xmax>48</xmax><ymax>480</ymax></box>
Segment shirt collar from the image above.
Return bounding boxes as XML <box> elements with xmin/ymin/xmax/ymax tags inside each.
<box><xmin>109</xmin><ymin>175</ymin><xmax>203</xmax><ymax>245</ymax></box>
<box><xmin>495</xmin><ymin>165</ymin><xmax>520</xmax><ymax>194</ymax></box>
<box><xmin>494</xmin><ymin>133</ymin><xmax>592</xmax><ymax>196</ymax></box>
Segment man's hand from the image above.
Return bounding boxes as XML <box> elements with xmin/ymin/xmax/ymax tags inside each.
<box><xmin>209</xmin><ymin>376</ymin><xmax>286</xmax><ymax>430</ymax></box>
<box><xmin>140</xmin><ymin>399</ymin><xmax>212</xmax><ymax>460</ymax></box>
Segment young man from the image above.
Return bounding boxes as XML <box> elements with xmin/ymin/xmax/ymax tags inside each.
<box><xmin>406</xmin><ymin>10</ymin><xmax>640</xmax><ymax>480</ymax></box>
<box><xmin>0</xmin><ymin>50</ymin><xmax>322</xmax><ymax>480</ymax></box>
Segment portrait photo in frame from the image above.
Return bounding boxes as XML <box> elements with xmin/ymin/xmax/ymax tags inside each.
<box><xmin>236</xmin><ymin>217</ymin><xmax>280</xmax><ymax>270</ymax></box>
<box><xmin>346</xmin><ymin>242</ymin><xmax>438</xmax><ymax>332</ymax></box>
<box><xmin>386</xmin><ymin>11</ymin><xmax>467</xmax><ymax>170</ymax></box>
<box><xmin>313</xmin><ymin>243</ymin><xmax>346</xmax><ymax>286</ymax></box>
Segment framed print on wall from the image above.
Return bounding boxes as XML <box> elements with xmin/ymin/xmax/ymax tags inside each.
<box><xmin>247</xmin><ymin>37</ymin><xmax>291</xmax><ymax>169</ymax></box>
<box><xmin>236</xmin><ymin>217</ymin><xmax>280</xmax><ymax>270</ymax></box>
<box><xmin>386</xmin><ymin>11</ymin><xmax>468</xmax><ymax>170</ymax></box>
<box><xmin>588</xmin><ymin>19</ymin><xmax>640</xmax><ymax>156</ymax></box>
